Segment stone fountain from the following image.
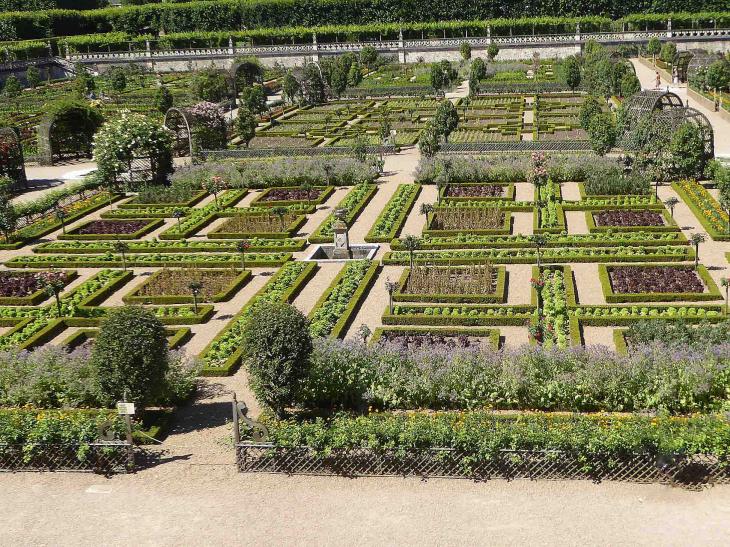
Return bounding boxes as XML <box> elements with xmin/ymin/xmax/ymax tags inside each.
<box><xmin>304</xmin><ymin>207</ymin><xmax>379</xmax><ymax>262</ymax></box>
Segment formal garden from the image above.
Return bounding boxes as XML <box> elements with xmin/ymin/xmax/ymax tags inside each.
<box><xmin>0</xmin><ymin>15</ymin><xmax>729</xmax><ymax>484</ymax></box>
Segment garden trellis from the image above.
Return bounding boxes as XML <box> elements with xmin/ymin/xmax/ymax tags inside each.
<box><xmin>617</xmin><ymin>90</ymin><xmax>684</xmax><ymax>149</ymax></box>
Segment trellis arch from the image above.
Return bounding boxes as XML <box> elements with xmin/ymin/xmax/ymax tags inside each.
<box><xmin>671</xmin><ymin>51</ymin><xmax>693</xmax><ymax>82</ymax></box>
<box><xmin>655</xmin><ymin>107</ymin><xmax>714</xmax><ymax>159</ymax></box>
<box><xmin>230</xmin><ymin>59</ymin><xmax>264</xmax><ymax>108</ymax></box>
<box><xmin>163</xmin><ymin>107</ymin><xmax>194</xmax><ymax>159</ymax></box>
<box><xmin>38</xmin><ymin>109</ymin><xmax>99</xmax><ymax>166</ymax></box>
<box><xmin>0</xmin><ymin>127</ymin><xmax>27</xmax><ymax>190</ymax></box>
<box><xmin>618</xmin><ymin>90</ymin><xmax>684</xmax><ymax>149</ymax></box>
<box><xmin>687</xmin><ymin>52</ymin><xmax>723</xmax><ymax>79</ymax></box>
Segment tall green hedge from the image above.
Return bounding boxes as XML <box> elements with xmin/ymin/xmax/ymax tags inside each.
<box><xmin>0</xmin><ymin>3</ymin><xmax>728</xmax><ymax>42</ymax></box>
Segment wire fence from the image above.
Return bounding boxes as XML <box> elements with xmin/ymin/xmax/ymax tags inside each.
<box><xmin>201</xmin><ymin>145</ymin><xmax>396</xmax><ymax>159</ymax></box>
<box><xmin>236</xmin><ymin>444</ymin><xmax>729</xmax><ymax>486</ymax></box>
<box><xmin>0</xmin><ymin>442</ymin><xmax>134</xmax><ymax>474</ymax></box>
<box><xmin>439</xmin><ymin>141</ymin><xmax>592</xmax><ymax>153</ymax></box>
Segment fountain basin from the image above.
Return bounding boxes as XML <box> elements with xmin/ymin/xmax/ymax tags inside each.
<box><xmin>303</xmin><ymin>244</ymin><xmax>379</xmax><ymax>262</ymax></box>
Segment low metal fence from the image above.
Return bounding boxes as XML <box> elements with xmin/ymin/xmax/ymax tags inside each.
<box><xmin>202</xmin><ymin>145</ymin><xmax>396</xmax><ymax>159</ymax></box>
<box><xmin>439</xmin><ymin>141</ymin><xmax>592</xmax><ymax>153</ymax></box>
<box><xmin>0</xmin><ymin>442</ymin><xmax>134</xmax><ymax>474</ymax></box>
<box><xmin>236</xmin><ymin>444</ymin><xmax>729</xmax><ymax>485</ymax></box>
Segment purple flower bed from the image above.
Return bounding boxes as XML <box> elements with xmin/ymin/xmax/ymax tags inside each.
<box><xmin>444</xmin><ymin>184</ymin><xmax>505</xmax><ymax>198</ymax></box>
<box><xmin>0</xmin><ymin>272</ymin><xmax>40</xmax><ymax>297</ymax></box>
<box><xmin>377</xmin><ymin>332</ymin><xmax>481</xmax><ymax>349</ymax></box>
<box><xmin>610</xmin><ymin>266</ymin><xmax>705</xmax><ymax>294</ymax></box>
<box><xmin>594</xmin><ymin>210</ymin><xmax>664</xmax><ymax>227</ymax></box>
<box><xmin>75</xmin><ymin>220</ymin><xmax>151</xmax><ymax>235</ymax></box>
<box><xmin>259</xmin><ymin>188</ymin><xmax>324</xmax><ymax>202</ymax></box>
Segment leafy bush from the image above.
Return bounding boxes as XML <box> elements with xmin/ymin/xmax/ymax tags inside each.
<box><xmin>242</xmin><ymin>301</ymin><xmax>312</xmax><ymax>417</ymax></box>
<box><xmin>625</xmin><ymin>319</ymin><xmax>730</xmax><ymax>350</ymax></box>
<box><xmin>578</xmin><ymin>96</ymin><xmax>602</xmax><ymax>129</ymax></box>
<box><xmin>587</xmin><ymin>112</ymin><xmax>616</xmax><ymax>156</ymax></box>
<box><xmin>669</xmin><ymin>121</ymin><xmax>708</xmax><ymax>179</ymax></box>
<box><xmin>90</xmin><ymin>306</ymin><xmax>170</xmax><ymax>409</ymax></box>
<box><xmin>583</xmin><ymin>165</ymin><xmax>650</xmax><ymax>195</ymax></box>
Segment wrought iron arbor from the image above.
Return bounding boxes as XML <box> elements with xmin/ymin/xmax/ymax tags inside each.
<box><xmin>618</xmin><ymin>90</ymin><xmax>684</xmax><ymax>149</ymax></box>
<box><xmin>164</xmin><ymin>106</ymin><xmax>228</xmax><ymax>159</ymax></box>
<box><xmin>0</xmin><ymin>127</ymin><xmax>27</xmax><ymax>190</ymax></box>
<box><xmin>164</xmin><ymin>107</ymin><xmax>194</xmax><ymax>158</ymax></box>
<box><xmin>38</xmin><ymin>110</ymin><xmax>98</xmax><ymax>166</ymax></box>
<box><xmin>672</xmin><ymin>51</ymin><xmax>693</xmax><ymax>82</ymax></box>
<box><xmin>655</xmin><ymin>107</ymin><xmax>714</xmax><ymax>159</ymax></box>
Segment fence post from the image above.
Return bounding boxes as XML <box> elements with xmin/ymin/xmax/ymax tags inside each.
<box><xmin>232</xmin><ymin>392</ymin><xmax>240</xmax><ymax>444</ymax></box>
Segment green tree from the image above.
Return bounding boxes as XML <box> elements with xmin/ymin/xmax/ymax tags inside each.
<box><xmin>330</xmin><ymin>66</ymin><xmax>347</xmax><ymax>98</ymax></box>
<box><xmin>351</xmin><ymin>135</ymin><xmax>368</xmax><ymax>163</ymax></box>
<box><xmin>460</xmin><ymin>42</ymin><xmax>471</xmax><ymax>61</ymax></box>
<box><xmin>110</xmin><ymin>69</ymin><xmax>127</xmax><ymax>93</ymax></box>
<box><xmin>660</xmin><ymin>42</ymin><xmax>677</xmax><ymax>64</ymax></box>
<box><xmin>4</xmin><ymin>76</ymin><xmax>22</xmax><ymax>99</ymax></box>
<box><xmin>241</xmin><ymin>301</ymin><xmax>313</xmax><ymax>418</ymax></box>
<box><xmin>193</xmin><ymin>69</ymin><xmax>228</xmax><ymax>103</ymax></box>
<box><xmin>434</xmin><ymin>99</ymin><xmax>459</xmax><ymax>143</ymax></box>
<box><xmin>153</xmin><ymin>86</ymin><xmax>173</xmax><ymax>114</ymax></box>
<box><xmin>669</xmin><ymin>121</ymin><xmax>707</xmax><ymax>179</ymax></box>
<box><xmin>347</xmin><ymin>62</ymin><xmax>362</xmax><ymax>87</ymax></box>
<box><xmin>471</xmin><ymin>57</ymin><xmax>486</xmax><ymax>81</ymax></box>
<box><xmin>35</xmin><ymin>269</ymin><xmax>68</xmax><ymax>317</ymax></box>
<box><xmin>418</xmin><ymin>121</ymin><xmax>440</xmax><ymax>158</ymax></box>
<box><xmin>91</xmin><ymin>306</ymin><xmax>169</xmax><ymax>410</ymax></box>
<box><xmin>706</xmin><ymin>60</ymin><xmax>730</xmax><ymax>92</ymax></box>
<box><xmin>430</xmin><ymin>63</ymin><xmax>445</xmax><ymax>92</ymax></box>
<box><xmin>282</xmin><ymin>73</ymin><xmax>301</xmax><ymax>105</ymax></box>
<box><xmin>236</xmin><ymin>107</ymin><xmax>257</xmax><ymax>148</ymax></box>
<box><xmin>530</xmin><ymin>234</ymin><xmax>548</xmax><ymax>269</ymax></box>
<box><xmin>25</xmin><ymin>66</ymin><xmax>40</xmax><ymax>89</ymax></box>
<box><xmin>240</xmin><ymin>85</ymin><xmax>267</xmax><ymax>115</ymax></box>
<box><xmin>487</xmin><ymin>43</ymin><xmax>499</xmax><ymax>62</ymax></box>
<box><xmin>401</xmin><ymin>235</ymin><xmax>421</xmax><ymax>270</ymax></box>
<box><xmin>579</xmin><ymin>97</ymin><xmax>602</xmax><ymax>131</ymax></box>
<box><xmin>564</xmin><ymin>55</ymin><xmax>581</xmax><ymax>91</ymax></box>
<box><xmin>690</xmin><ymin>232</ymin><xmax>705</xmax><ymax>270</ymax></box>
<box><xmin>587</xmin><ymin>112</ymin><xmax>617</xmax><ymax>156</ymax></box>
<box><xmin>646</xmin><ymin>38</ymin><xmax>662</xmax><ymax>65</ymax></box>
<box><xmin>664</xmin><ymin>197</ymin><xmax>679</xmax><ymax>218</ymax></box>
<box><xmin>360</xmin><ymin>45</ymin><xmax>377</xmax><ymax>68</ymax></box>
<box><xmin>236</xmin><ymin>240</ymin><xmax>250</xmax><ymax>270</ymax></box>
<box><xmin>0</xmin><ymin>202</ymin><xmax>17</xmax><ymax>243</ymax></box>
<box><xmin>188</xmin><ymin>281</ymin><xmax>202</xmax><ymax>314</ymax></box>
<box><xmin>113</xmin><ymin>239</ymin><xmax>130</xmax><ymax>271</ymax></box>
<box><xmin>620</xmin><ymin>73</ymin><xmax>641</xmax><ymax>97</ymax></box>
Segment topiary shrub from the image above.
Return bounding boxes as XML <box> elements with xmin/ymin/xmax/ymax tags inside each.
<box><xmin>241</xmin><ymin>301</ymin><xmax>312</xmax><ymax>418</ymax></box>
<box><xmin>91</xmin><ymin>306</ymin><xmax>169</xmax><ymax>410</ymax></box>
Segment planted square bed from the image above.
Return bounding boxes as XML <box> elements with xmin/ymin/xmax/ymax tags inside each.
<box><xmin>599</xmin><ymin>264</ymin><xmax>722</xmax><ymax>302</ymax></box>
<box><xmin>370</xmin><ymin>327</ymin><xmax>500</xmax><ymax>350</ymax></box>
<box><xmin>123</xmin><ymin>267</ymin><xmax>251</xmax><ymax>304</ymax></box>
<box><xmin>250</xmin><ymin>186</ymin><xmax>334</xmax><ymax>206</ymax></box>
<box><xmin>424</xmin><ymin>208</ymin><xmax>511</xmax><ymax>237</ymax></box>
<box><xmin>59</xmin><ymin>219</ymin><xmax>164</xmax><ymax>240</ymax></box>
<box><xmin>0</xmin><ymin>270</ymin><xmax>78</xmax><ymax>305</ymax></box>
<box><xmin>393</xmin><ymin>264</ymin><xmax>506</xmax><ymax>303</ymax></box>
<box><xmin>441</xmin><ymin>183</ymin><xmax>515</xmax><ymax>202</ymax></box>
<box><xmin>587</xmin><ymin>209</ymin><xmax>678</xmax><ymax>232</ymax></box>
<box><xmin>207</xmin><ymin>213</ymin><xmax>306</xmax><ymax>239</ymax></box>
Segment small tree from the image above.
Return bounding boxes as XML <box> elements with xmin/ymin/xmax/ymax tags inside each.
<box><xmin>360</xmin><ymin>46</ymin><xmax>377</xmax><ymax>68</ymax></box>
<box><xmin>530</xmin><ymin>234</ymin><xmax>549</xmax><ymax>269</ymax></box>
<box><xmin>564</xmin><ymin>56</ymin><xmax>581</xmax><ymax>91</ymax></box>
<box><xmin>587</xmin><ymin>112</ymin><xmax>617</xmax><ymax>156</ymax></box>
<box><xmin>420</xmin><ymin>202</ymin><xmax>435</xmax><ymax>219</ymax></box>
<box><xmin>722</xmin><ymin>278</ymin><xmax>730</xmax><ymax>315</ymax></box>
<box><xmin>4</xmin><ymin>76</ymin><xmax>22</xmax><ymax>100</ymax></box>
<box><xmin>202</xmin><ymin>176</ymin><xmax>227</xmax><ymax>209</ymax></box>
<box><xmin>664</xmin><ymin>197</ymin><xmax>679</xmax><ymax>218</ymax></box>
<box><xmin>330</xmin><ymin>67</ymin><xmax>347</xmax><ymax>98</ymax></box>
<box><xmin>418</xmin><ymin>121</ymin><xmax>440</xmax><ymax>158</ymax></box>
<box><xmin>193</xmin><ymin>69</ymin><xmax>229</xmax><ymax>103</ymax></box>
<box><xmin>241</xmin><ymin>301</ymin><xmax>312</xmax><ymax>418</ymax></box>
<box><xmin>188</xmin><ymin>281</ymin><xmax>202</xmax><ymax>314</ymax></box>
<box><xmin>471</xmin><ymin>57</ymin><xmax>486</xmax><ymax>81</ymax></box>
<box><xmin>54</xmin><ymin>205</ymin><xmax>68</xmax><ymax>234</ymax></box>
<box><xmin>434</xmin><ymin>99</ymin><xmax>459</xmax><ymax>144</ymax></box>
<box><xmin>236</xmin><ymin>240</ymin><xmax>250</xmax><ymax>270</ymax></box>
<box><xmin>113</xmin><ymin>239</ymin><xmax>130</xmax><ymax>271</ymax></box>
<box><xmin>172</xmin><ymin>207</ymin><xmax>185</xmax><ymax>230</ymax></box>
<box><xmin>110</xmin><ymin>69</ymin><xmax>127</xmax><ymax>93</ymax></box>
<box><xmin>357</xmin><ymin>324</ymin><xmax>371</xmax><ymax>344</ymax></box>
<box><xmin>647</xmin><ymin>37</ymin><xmax>662</xmax><ymax>65</ymax></box>
<box><xmin>240</xmin><ymin>86</ymin><xmax>267</xmax><ymax>116</ymax></box>
<box><xmin>402</xmin><ymin>235</ymin><xmax>421</xmax><ymax>270</ymax></box>
<box><xmin>351</xmin><ymin>135</ymin><xmax>368</xmax><ymax>163</ymax></box>
<box><xmin>300</xmin><ymin>182</ymin><xmax>313</xmax><ymax>208</ymax></box>
<box><xmin>91</xmin><ymin>306</ymin><xmax>169</xmax><ymax>411</ymax></box>
<box><xmin>579</xmin><ymin>97</ymin><xmax>602</xmax><ymax>131</ymax></box>
<box><xmin>35</xmin><ymin>269</ymin><xmax>69</xmax><ymax>317</ymax></box>
<box><xmin>0</xmin><ymin>202</ymin><xmax>17</xmax><ymax>243</ymax></box>
<box><xmin>26</xmin><ymin>66</ymin><xmax>41</xmax><ymax>90</ymax></box>
<box><xmin>669</xmin><ymin>122</ymin><xmax>707</xmax><ymax>179</ymax></box>
<box><xmin>282</xmin><ymin>73</ymin><xmax>301</xmax><ymax>105</ymax></box>
<box><xmin>384</xmin><ymin>277</ymin><xmax>400</xmax><ymax>314</ymax></box>
<box><xmin>460</xmin><ymin>42</ymin><xmax>472</xmax><ymax>62</ymax></box>
<box><xmin>660</xmin><ymin>42</ymin><xmax>677</xmax><ymax>65</ymax></box>
<box><xmin>620</xmin><ymin>73</ymin><xmax>641</xmax><ymax>98</ymax></box>
<box><xmin>487</xmin><ymin>43</ymin><xmax>499</xmax><ymax>62</ymax></box>
<box><xmin>153</xmin><ymin>86</ymin><xmax>173</xmax><ymax>114</ymax></box>
<box><xmin>235</xmin><ymin>107</ymin><xmax>257</xmax><ymax>148</ymax></box>
<box><xmin>690</xmin><ymin>232</ymin><xmax>706</xmax><ymax>270</ymax></box>
<box><xmin>272</xmin><ymin>205</ymin><xmax>288</xmax><ymax>232</ymax></box>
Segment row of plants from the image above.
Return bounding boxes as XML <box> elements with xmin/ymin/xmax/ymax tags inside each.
<box><xmin>364</xmin><ymin>184</ymin><xmax>420</xmax><ymax>243</ymax></box>
<box><xmin>598</xmin><ymin>264</ymin><xmax>721</xmax><ymax>303</ymax></box>
<box><xmin>32</xmin><ymin>237</ymin><xmax>307</xmax><ymax>254</ymax></box>
<box><xmin>158</xmin><ymin>189</ymin><xmax>247</xmax><ymax>239</ymax></box>
<box><xmin>309</xmin><ymin>183</ymin><xmax>378</xmax><ymax>243</ymax></box>
<box><xmin>309</xmin><ymin>260</ymin><xmax>378</xmax><ymax>338</ymax></box>
<box><xmin>5</xmin><ymin>252</ymin><xmax>291</xmax><ymax>269</ymax></box>
<box><xmin>394</xmin><ymin>264</ymin><xmax>505</xmax><ymax>304</ymax></box>
<box><xmin>570</xmin><ymin>304</ymin><xmax>723</xmax><ymax>325</ymax></box>
<box><xmin>671</xmin><ymin>179</ymin><xmax>730</xmax><ymax>240</ymax></box>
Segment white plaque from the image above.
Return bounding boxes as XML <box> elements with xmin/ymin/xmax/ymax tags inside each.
<box><xmin>117</xmin><ymin>402</ymin><xmax>135</xmax><ymax>415</ymax></box>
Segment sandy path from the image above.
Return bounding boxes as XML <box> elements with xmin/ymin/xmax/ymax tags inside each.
<box><xmin>343</xmin><ymin>264</ymin><xmax>405</xmax><ymax>340</ymax></box>
<box><xmin>569</xmin><ymin>263</ymin><xmax>605</xmax><ymax>305</ymax></box>
<box><xmin>506</xmin><ymin>265</ymin><xmax>533</xmax><ymax>305</ymax></box>
<box><xmin>514</xmin><ymin>182</ymin><xmax>533</xmax><ymax>201</ymax></box>
<box><xmin>512</xmin><ymin>212</ymin><xmax>533</xmax><ymax>235</ymax></box>
<box><xmin>560</xmin><ymin>182</ymin><xmax>581</xmax><ymax>201</ymax></box>
<box><xmin>566</xmin><ymin>211</ymin><xmax>589</xmax><ymax>234</ymax></box>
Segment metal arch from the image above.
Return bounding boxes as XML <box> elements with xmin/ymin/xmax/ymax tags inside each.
<box><xmin>230</xmin><ymin>59</ymin><xmax>264</xmax><ymax>109</ymax></box>
<box><xmin>687</xmin><ymin>52</ymin><xmax>723</xmax><ymax>79</ymax></box>
<box><xmin>163</xmin><ymin>107</ymin><xmax>194</xmax><ymax>159</ymax></box>
<box><xmin>655</xmin><ymin>106</ymin><xmax>714</xmax><ymax>159</ymax></box>
<box><xmin>618</xmin><ymin>90</ymin><xmax>685</xmax><ymax>149</ymax></box>
<box><xmin>672</xmin><ymin>51</ymin><xmax>693</xmax><ymax>82</ymax></box>
<box><xmin>0</xmin><ymin>126</ymin><xmax>27</xmax><ymax>189</ymax></box>
<box><xmin>38</xmin><ymin>110</ymin><xmax>97</xmax><ymax>167</ymax></box>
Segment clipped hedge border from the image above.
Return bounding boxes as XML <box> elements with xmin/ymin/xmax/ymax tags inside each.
<box><xmin>533</xmin><ymin>204</ymin><xmax>566</xmax><ymax>235</ymax></box>
<box><xmin>577</xmin><ymin>182</ymin><xmax>652</xmax><ymax>201</ymax></box>
<box><xmin>381</xmin><ymin>249</ymin><xmax>694</xmax><ymax>265</ymax></box>
<box><xmin>441</xmin><ymin>183</ymin><xmax>515</xmax><ymax>203</ymax></box>
<box><xmin>309</xmin><ymin>184</ymin><xmax>378</xmax><ymax>244</ymax></box>
<box><xmin>33</xmin><ymin>239</ymin><xmax>308</xmax><ymax>254</ymax></box>
<box><xmin>382</xmin><ymin>304</ymin><xmax>535</xmax><ymax>327</ymax></box>
<box><xmin>199</xmin><ymin>262</ymin><xmax>318</xmax><ymax>377</ymax></box>
<box><xmin>101</xmin><ymin>209</ymin><xmax>185</xmax><ymax>219</ymax></box>
<box><xmin>392</xmin><ymin>265</ymin><xmax>507</xmax><ymax>304</ymax></box>
<box><xmin>586</xmin><ymin>208</ymin><xmax>679</xmax><ymax>233</ymax></box>
<box><xmin>122</xmin><ymin>269</ymin><xmax>252</xmax><ymax>305</ymax></box>
<box><xmin>570</xmin><ymin>305</ymin><xmax>725</xmax><ymax>326</ymax></box>
<box><xmin>671</xmin><ymin>181</ymin><xmax>730</xmax><ymax>242</ymax></box>
<box><xmin>249</xmin><ymin>185</ymin><xmax>335</xmax><ymax>207</ymax></box>
<box><xmin>5</xmin><ymin>254</ymin><xmax>293</xmax><ymax>269</ymax></box>
<box><xmin>423</xmin><ymin>210</ymin><xmax>512</xmax><ymax>238</ymax></box>
<box><xmin>117</xmin><ymin>191</ymin><xmax>207</xmax><ymax>209</ymax></box>
<box><xmin>364</xmin><ymin>184</ymin><xmax>421</xmax><ymax>243</ymax></box>
<box><xmin>613</xmin><ymin>329</ymin><xmax>629</xmax><ymax>355</ymax></box>
<box><xmin>562</xmin><ymin>200</ymin><xmax>663</xmax><ymax>211</ymax></box>
<box><xmin>58</xmin><ymin>218</ymin><xmax>165</xmax><ymax>241</ymax></box>
<box><xmin>597</xmin><ymin>264</ymin><xmax>723</xmax><ymax>303</ymax></box>
<box><xmin>0</xmin><ymin>270</ymin><xmax>79</xmax><ymax>306</ymax></box>
<box><xmin>0</xmin><ymin>193</ymin><xmax>125</xmax><ymax>250</ymax></box>
<box><xmin>391</xmin><ymin>232</ymin><xmax>688</xmax><ymax>250</ymax></box>
<box><xmin>308</xmin><ymin>261</ymin><xmax>380</xmax><ymax>339</ymax></box>
<box><xmin>207</xmin><ymin>215</ymin><xmax>307</xmax><ymax>240</ymax></box>
<box><xmin>370</xmin><ymin>326</ymin><xmax>500</xmax><ymax>350</ymax></box>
